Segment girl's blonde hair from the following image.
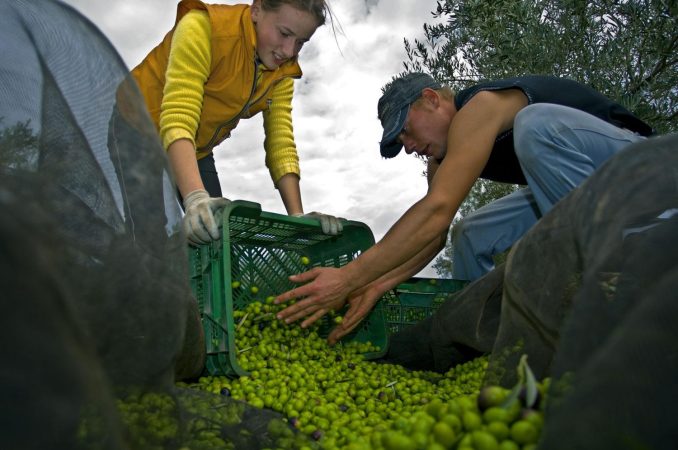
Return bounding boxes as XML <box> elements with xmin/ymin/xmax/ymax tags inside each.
<box><xmin>261</xmin><ymin>0</ymin><xmax>331</xmax><ymax>26</ymax></box>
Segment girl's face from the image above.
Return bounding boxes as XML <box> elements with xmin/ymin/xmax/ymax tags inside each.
<box><xmin>251</xmin><ymin>1</ymin><xmax>320</xmax><ymax>70</ymax></box>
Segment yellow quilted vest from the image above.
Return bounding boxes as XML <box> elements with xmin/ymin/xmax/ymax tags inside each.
<box><xmin>131</xmin><ymin>0</ymin><xmax>302</xmax><ymax>159</ymax></box>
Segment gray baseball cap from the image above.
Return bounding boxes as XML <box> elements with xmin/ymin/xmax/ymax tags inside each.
<box><xmin>377</xmin><ymin>72</ymin><xmax>441</xmax><ymax>158</ymax></box>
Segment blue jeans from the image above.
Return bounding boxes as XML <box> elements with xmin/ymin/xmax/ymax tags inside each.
<box><xmin>451</xmin><ymin>103</ymin><xmax>647</xmax><ymax>281</ymax></box>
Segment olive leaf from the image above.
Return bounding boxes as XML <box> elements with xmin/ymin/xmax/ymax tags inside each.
<box><xmin>500</xmin><ymin>354</ymin><xmax>539</xmax><ymax>409</ymax></box>
<box><xmin>520</xmin><ymin>355</ymin><xmax>539</xmax><ymax>408</ymax></box>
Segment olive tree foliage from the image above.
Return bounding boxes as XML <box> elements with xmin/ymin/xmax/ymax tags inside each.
<box><xmin>400</xmin><ymin>0</ymin><xmax>678</xmax><ymax>277</ymax></box>
<box><xmin>0</xmin><ymin>119</ymin><xmax>38</xmax><ymax>170</ymax></box>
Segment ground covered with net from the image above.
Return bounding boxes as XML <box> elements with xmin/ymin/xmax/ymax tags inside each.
<box><xmin>0</xmin><ymin>1</ymin><xmax>307</xmax><ymax>448</ymax></box>
<box><xmin>381</xmin><ymin>133</ymin><xmax>678</xmax><ymax>449</ymax></box>
<box><xmin>1</xmin><ymin>0</ymin><xmax>676</xmax><ymax>449</ymax></box>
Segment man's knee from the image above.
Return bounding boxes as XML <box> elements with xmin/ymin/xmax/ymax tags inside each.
<box><xmin>451</xmin><ymin>215</ymin><xmax>472</xmax><ymax>247</ymax></box>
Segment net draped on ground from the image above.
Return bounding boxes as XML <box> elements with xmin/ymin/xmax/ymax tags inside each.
<box><xmin>0</xmin><ymin>1</ymin><xmax>305</xmax><ymax>449</ymax></box>
<box><xmin>2</xmin><ymin>0</ymin><xmax>677</xmax><ymax>449</ymax></box>
<box><xmin>382</xmin><ymin>133</ymin><xmax>678</xmax><ymax>449</ymax></box>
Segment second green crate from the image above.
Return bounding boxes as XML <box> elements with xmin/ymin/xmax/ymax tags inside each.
<box><xmin>382</xmin><ymin>277</ymin><xmax>468</xmax><ymax>335</ymax></box>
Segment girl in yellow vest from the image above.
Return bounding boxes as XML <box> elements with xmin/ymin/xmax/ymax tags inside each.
<box><xmin>132</xmin><ymin>0</ymin><xmax>342</xmax><ymax>245</ymax></box>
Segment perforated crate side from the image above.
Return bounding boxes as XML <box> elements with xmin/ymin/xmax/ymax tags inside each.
<box><xmin>382</xmin><ymin>277</ymin><xmax>468</xmax><ymax>334</ymax></box>
<box><xmin>192</xmin><ymin>200</ymin><xmax>388</xmax><ymax>377</ymax></box>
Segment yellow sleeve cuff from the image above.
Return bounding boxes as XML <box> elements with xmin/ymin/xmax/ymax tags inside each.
<box><xmin>163</xmin><ymin>128</ymin><xmax>195</xmax><ymax>150</ymax></box>
<box><xmin>159</xmin><ymin>10</ymin><xmax>211</xmax><ymax>151</ymax></box>
<box><xmin>263</xmin><ymin>77</ymin><xmax>300</xmax><ymax>184</ymax></box>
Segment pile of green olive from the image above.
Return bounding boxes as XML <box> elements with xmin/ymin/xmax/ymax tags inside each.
<box><xmin>182</xmin><ymin>298</ymin><xmax>548</xmax><ymax>449</ymax></box>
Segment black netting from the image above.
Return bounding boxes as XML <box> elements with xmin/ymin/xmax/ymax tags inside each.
<box><xmin>0</xmin><ymin>175</ymin><xmax>125</xmax><ymax>450</ymax></box>
<box><xmin>380</xmin><ymin>132</ymin><xmax>678</xmax><ymax>448</ymax></box>
<box><xmin>0</xmin><ymin>0</ymin><xmax>188</xmax><ymax>389</ymax></box>
<box><xmin>0</xmin><ymin>1</ymin><xmax>310</xmax><ymax>448</ymax></box>
<box><xmin>497</xmin><ymin>133</ymin><xmax>678</xmax><ymax>450</ymax></box>
<box><xmin>491</xmin><ymin>133</ymin><xmax>678</xmax><ymax>389</ymax></box>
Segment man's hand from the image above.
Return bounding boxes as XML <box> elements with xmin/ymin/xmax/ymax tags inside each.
<box><xmin>328</xmin><ymin>283</ymin><xmax>384</xmax><ymax>345</ymax></box>
<box><xmin>295</xmin><ymin>212</ymin><xmax>344</xmax><ymax>235</ymax></box>
<box><xmin>275</xmin><ymin>266</ymin><xmax>353</xmax><ymax>328</ymax></box>
<box><xmin>182</xmin><ymin>189</ymin><xmax>230</xmax><ymax>245</ymax></box>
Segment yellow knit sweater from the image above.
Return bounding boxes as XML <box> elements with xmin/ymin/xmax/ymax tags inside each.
<box><xmin>160</xmin><ymin>10</ymin><xmax>300</xmax><ymax>184</ymax></box>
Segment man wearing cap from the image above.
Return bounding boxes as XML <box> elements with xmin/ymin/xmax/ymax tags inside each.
<box><xmin>274</xmin><ymin>72</ymin><xmax>652</xmax><ymax>342</ymax></box>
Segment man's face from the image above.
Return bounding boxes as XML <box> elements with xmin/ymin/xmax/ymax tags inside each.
<box><xmin>251</xmin><ymin>1</ymin><xmax>319</xmax><ymax>70</ymax></box>
<box><xmin>396</xmin><ymin>98</ymin><xmax>450</xmax><ymax>161</ymax></box>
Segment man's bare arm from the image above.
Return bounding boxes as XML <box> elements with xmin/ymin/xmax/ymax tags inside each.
<box><xmin>340</xmin><ymin>89</ymin><xmax>528</xmax><ymax>289</ymax></box>
<box><xmin>274</xmin><ymin>89</ymin><xmax>527</xmax><ymax>326</ymax></box>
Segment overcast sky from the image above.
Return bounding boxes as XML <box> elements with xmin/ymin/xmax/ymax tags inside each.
<box><xmin>61</xmin><ymin>0</ymin><xmax>443</xmax><ymax>277</ymax></box>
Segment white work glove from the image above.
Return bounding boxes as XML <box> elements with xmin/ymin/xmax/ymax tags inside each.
<box><xmin>182</xmin><ymin>189</ymin><xmax>230</xmax><ymax>245</ymax></box>
<box><xmin>294</xmin><ymin>212</ymin><xmax>344</xmax><ymax>235</ymax></box>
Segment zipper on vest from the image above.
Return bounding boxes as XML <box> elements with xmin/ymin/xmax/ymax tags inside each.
<box><xmin>249</xmin><ymin>84</ymin><xmax>277</xmax><ymax>112</ymax></box>
<box><xmin>199</xmin><ymin>59</ymin><xmax>261</xmax><ymax>152</ymax></box>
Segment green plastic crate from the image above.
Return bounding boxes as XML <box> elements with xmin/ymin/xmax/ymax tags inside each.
<box><xmin>382</xmin><ymin>277</ymin><xmax>468</xmax><ymax>335</ymax></box>
<box><xmin>188</xmin><ymin>200</ymin><xmax>388</xmax><ymax>377</ymax></box>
